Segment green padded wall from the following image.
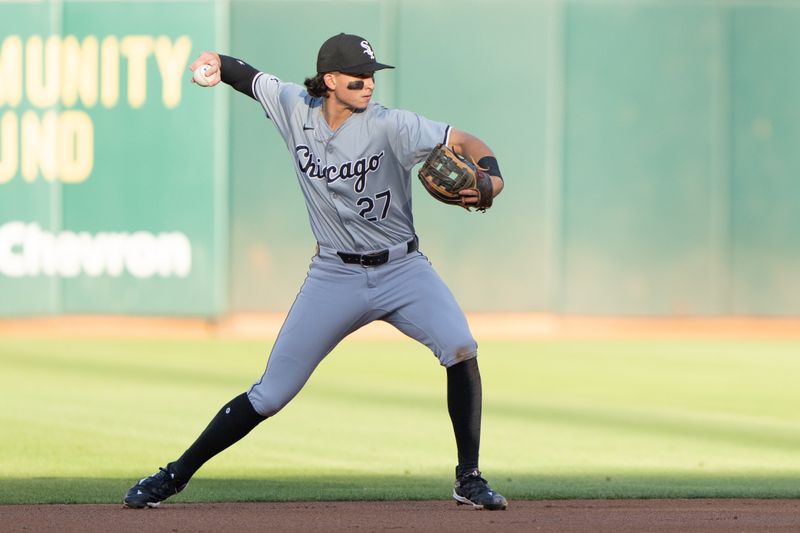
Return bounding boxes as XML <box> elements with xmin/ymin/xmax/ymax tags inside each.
<box><xmin>3</xmin><ymin>0</ymin><xmax>800</xmax><ymax>316</ymax></box>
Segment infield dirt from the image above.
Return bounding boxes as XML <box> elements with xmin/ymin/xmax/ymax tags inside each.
<box><xmin>3</xmin><ymin>500</ymin><xmax>800</xmax><ymax>532</ymax></box>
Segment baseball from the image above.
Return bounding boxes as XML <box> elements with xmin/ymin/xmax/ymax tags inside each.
<box><xmin>192</xmin><ymin>64</ymin><xmax>213</xmax><ymax>87</ymax></box>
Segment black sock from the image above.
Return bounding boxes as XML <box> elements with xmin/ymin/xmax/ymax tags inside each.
<box><xmin>447</xmin><ymin>358</ymin><xmax>482</xmax><ymax>478</ymax></box>
<box><xmin>169</xmin><ymin>392</ymin><xmax>266</xmax><ymax>482</ymax></box>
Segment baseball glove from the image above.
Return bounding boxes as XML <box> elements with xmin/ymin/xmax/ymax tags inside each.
<box><xmin>418</xmin><ymin>144</ymin><xmax>493</xmax><ymax>211</ymax></box>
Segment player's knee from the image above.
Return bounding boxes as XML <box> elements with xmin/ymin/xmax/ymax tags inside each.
<box><xmin>440</xmin><ymin>340</ymin><xmax>478</xmax><ymax>368</ymax></box>
<box><xmin>246</xmin><ymin>387</ymin><xmax>291</xmax><ymax>418</ymax></box>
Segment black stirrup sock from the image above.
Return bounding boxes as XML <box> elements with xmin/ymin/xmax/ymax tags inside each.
<box><xmin>169</xmin><ymin>392</ymin><xmax>266</xmax><ymax>482</ymax></box>
<box><xmin>446</xmin><ymin>358</ymin><xmax>482</xmax><ymax>477</ymax></box>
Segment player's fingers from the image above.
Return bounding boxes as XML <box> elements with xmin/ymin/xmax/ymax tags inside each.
<box><xmin>189</xmin><ymin>55</ymin><xmax>209</xmax><ymax>71</ymax></box>
<box><xmin>459</xmin><ymin>189</ymin><xmax>479</xmax><ymax>203</ymax></box>
<box><xmin>204</xmin><ymin>61</ymin><xmax>220</xmax><ymax>76</ymax></box>
<box><xmin>206</xmin><ymin>72</ymin><xmax>222</xmax><ymax>86</ymax></box>
<box><xmin>189</xmin><ymin>52</ymin><xmax>218</xmax><ymax>72</ymax></box>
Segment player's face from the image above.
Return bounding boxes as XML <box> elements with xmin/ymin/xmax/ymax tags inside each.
<box><xmin>332</xmin><ymin>72</ymin><xmax>375</xmax><ymax>110</ymax></box>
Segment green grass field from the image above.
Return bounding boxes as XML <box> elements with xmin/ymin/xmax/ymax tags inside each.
<box><xmin>1</xmin><ymin>337</ymin><xmax>799</xmax><ymax>504</ymax></box>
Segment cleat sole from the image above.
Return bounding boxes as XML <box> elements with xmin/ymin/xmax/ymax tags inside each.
<box><xmin>452</xmin><ymin>490</ymin><xmax>484</xmax><ymax>509</ymax></box>
<box><xmin>123</xmin><ymin>502</ymin><xmax>146</xmax><ymax>509</ymax></box>
<box><xmin>452</xmin><ymin>489</ymin><xmax>507</xmax><ymax>511</ymax></box>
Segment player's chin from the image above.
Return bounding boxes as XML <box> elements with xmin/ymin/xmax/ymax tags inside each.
<box><xmin>356</xmin><ymin>95</ymin><xmax>372</xmax><ymax>108</ymax></box>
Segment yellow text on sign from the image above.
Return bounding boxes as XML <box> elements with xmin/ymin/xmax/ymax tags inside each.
<box><xmin>0</xmin><ymin>111</ymin><xmax>93</xmax><ymax>184</ymax></box>
<box><xmin>0</xmin><ymin>35</ymin><xmax>193</xmax><ymax>109</ymax></box>
<box><xmin>0</xmin><ymin>34</ymin><xmax>195</xmax><ymax>184</ymax></box>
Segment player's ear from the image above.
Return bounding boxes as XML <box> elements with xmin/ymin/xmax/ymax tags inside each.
<box><xmin>323</xmin><ymin>72</ymin><xmax>337</xmax><ymax>91</ymax></box>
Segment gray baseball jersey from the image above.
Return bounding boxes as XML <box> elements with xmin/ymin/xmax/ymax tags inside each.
<box><xmin>245</xmin><ymin>72</ymin><xmax>475</xmax><ymax>418</ymax></box>
<box><xmin>122</xmin><ymin>39</ymin><xmax>506</xmax><ymax>512</ymax></box>
<box><xmin>251</xmin><ymin>72</ymin><xmax>450</xmax><ymax>252</ymax></box>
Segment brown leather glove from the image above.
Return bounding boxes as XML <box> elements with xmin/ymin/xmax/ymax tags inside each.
<box><xmin>418</xmin><ymin>144</ymin><xmax>493</xmax><ymax>212</ymax></box>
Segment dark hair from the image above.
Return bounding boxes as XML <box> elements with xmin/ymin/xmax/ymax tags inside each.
<box><xmin>304</xmin><ymin>73</ymin><xmax>329</xmax><ymax>98</ymax></box>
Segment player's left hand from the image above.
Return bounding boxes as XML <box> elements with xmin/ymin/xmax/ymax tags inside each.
<box><xmin>458</xmin><ymin>188</ymin><xmax>480</xmax><ymax>206</ymax></box>
<box><xmin>460</xmin><ymin>173</ymin><xmax>504</xmax><ymax>206</ymax></box>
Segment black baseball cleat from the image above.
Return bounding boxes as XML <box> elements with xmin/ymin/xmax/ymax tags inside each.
<box><xmin>452</xmin><ymin>469</ymin><xmax>508</xmax><ymax>510</ymax></box>
<box><xmin>123</xmin><ymin>466</ymin><xmax>188</xmax><ymax>508</ymax></box>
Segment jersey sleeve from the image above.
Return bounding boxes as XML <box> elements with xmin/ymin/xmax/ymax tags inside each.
<box><xmin>251</xmin><ymin>72</ymin><xmax>304</xmax><ymax>137</ymax></box>
<box><xmin>385</xmin><ymin>109</ymin><xmax>451</xmax><ymax>170</ymax></box>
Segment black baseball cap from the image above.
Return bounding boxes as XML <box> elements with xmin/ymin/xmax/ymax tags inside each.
<box><xmin>316</xmin><ymin>33</ymin><xmax>394</xmax><ymax>74</ymax></box>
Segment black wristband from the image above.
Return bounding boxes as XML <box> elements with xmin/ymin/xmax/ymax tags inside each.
<box><xmin>477</xmin><ymin>156</ymin><xmax>502</xmax><ymax>181</ymax></box>
<box><xmin>219</xmin><ymin>54</ymin><xmax>260</xmax><ymax>100</ymax></box>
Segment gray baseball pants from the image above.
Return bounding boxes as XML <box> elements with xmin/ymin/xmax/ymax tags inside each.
<box><xmin>247</xmin><ymin>244</ymin><xmax>477</xmax><ymax>417</ymax></box>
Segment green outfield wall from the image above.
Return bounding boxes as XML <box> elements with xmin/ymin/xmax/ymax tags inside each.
<box><xmin>1</xmin><ymin>0</ymin><xmax>799</xmax><ymax>317</ymax></box>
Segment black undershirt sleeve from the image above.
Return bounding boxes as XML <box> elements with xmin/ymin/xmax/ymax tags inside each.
<box><xmin>219</xmin><ymin>54</ymin><xmax>260</xmax><ymax>100</ymax></box>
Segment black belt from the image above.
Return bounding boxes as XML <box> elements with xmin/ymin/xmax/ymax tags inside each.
<box><xmin>337</xmin><ymin>238</ymin><xmax>418</xmax><ymax>266</ymax></box>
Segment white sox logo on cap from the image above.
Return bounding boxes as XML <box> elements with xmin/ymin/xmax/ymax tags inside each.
<box><xmin>316</xmin><ymin>33</ymin><xmax>394</xmax><ymax>74</ymax></box>
<box><xmin>360</xmin><ymin>41</ymin><xmax>375</xmax><ymax>60</ymax></box>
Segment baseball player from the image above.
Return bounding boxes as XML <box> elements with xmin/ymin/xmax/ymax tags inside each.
<box><xmin>124</xmin><ymin>33</ymin><xmax>507</xmax><ymax>511</ymax></box>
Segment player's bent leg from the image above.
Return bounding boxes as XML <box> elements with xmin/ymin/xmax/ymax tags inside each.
<box><xmin>380</xmin><ymin>255</ymin><xmax>476</xmax><ymax>367</ymax></box>
<box><xmin>380</xmin><ymin>255</ymin><xmax>507</xmax><ymax>510</ymax></box>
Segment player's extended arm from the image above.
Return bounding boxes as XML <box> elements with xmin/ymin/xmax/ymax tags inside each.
<box><xmin>448</xmin><ymin>128</ymin><xmax>504</xmax><ymax>203</ymax></box>
<box><xmin>189</xmin><ymin>52</ymin><xmax>260</xmax><ymax>100</ymax></box>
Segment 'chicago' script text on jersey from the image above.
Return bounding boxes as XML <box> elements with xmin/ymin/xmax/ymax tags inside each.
<box><xmin>295</xmin><ymin>144</ymin><xmax>384</xmax><ymax>193</ymax></box>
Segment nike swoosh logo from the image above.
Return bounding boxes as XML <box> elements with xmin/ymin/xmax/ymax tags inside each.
<box><xmin>303</xmin><ymin>126</ymin><xmax>314</xmax><ymax>131</ymax></box>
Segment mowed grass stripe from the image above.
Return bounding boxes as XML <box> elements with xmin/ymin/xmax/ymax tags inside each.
<box><xmin>1</xmin><ymin>338</ymin><xmax>799</xmax><ymax>503</ymax></box>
